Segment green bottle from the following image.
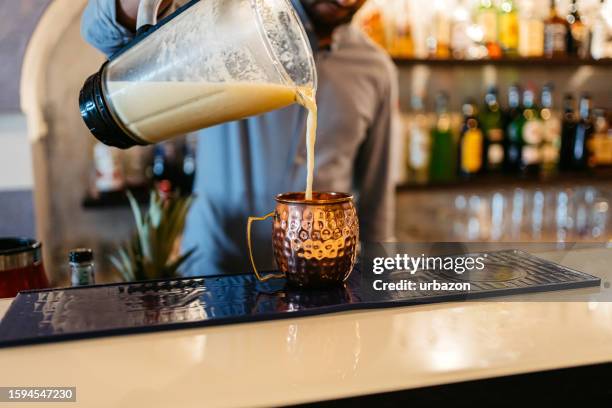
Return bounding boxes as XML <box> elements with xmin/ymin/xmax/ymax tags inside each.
<box><xmin>479</xmin><ymin>86</ymin><xmax>505</xmax><ymax>172</ymax></box>
<box><xmin>429</xmin><ymin>92</ymin><xmax>456</xmax><ymax>183</ymax></box>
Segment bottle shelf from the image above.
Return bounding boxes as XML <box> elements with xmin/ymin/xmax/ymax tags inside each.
<box><xmin>82</xmin><ymin>185</ymin><xmax>151</xmax><ymax>209</ymax></box>
<box><xmin>396</xmin><ymin>168</ymin><xmax>612</xmax><ymax>192</ymax></box>
<box><xmin>82</xmin><ymin>184</ymin><xmax>195</xmax><ymax>209</ymax></box>
<box><xmin>392</xmin><ymin>57</ymin><xmax>612</xmax><ymax>68</ymax></box>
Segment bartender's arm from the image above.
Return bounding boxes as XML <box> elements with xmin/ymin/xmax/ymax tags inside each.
<box><xmin>353</xmin><ymin>66</ymin><xmax>399</xmax><ymax>242</ymax></box>
<box><xmin>81</xmin><ymin>0</ymin><xmax>172</xmax><ymax>56</ymax></box>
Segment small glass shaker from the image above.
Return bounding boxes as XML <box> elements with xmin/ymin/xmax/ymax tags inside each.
<box><xmin>69</xmin><ymin>248</ymin><xmax>95</xmax><ymax>286</ymax></box>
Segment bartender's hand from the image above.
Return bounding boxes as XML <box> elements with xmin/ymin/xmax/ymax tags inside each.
<box><xmin>116</xmin><ymin>0</ymin><xmax>173</xmax><ymax>32</ymax></box>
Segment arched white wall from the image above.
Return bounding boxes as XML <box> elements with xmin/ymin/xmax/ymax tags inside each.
<box><xmin>19</xmin><ymin>0</ymin><xmax>134</xmax><ymax>283</ymax></box>
<box><xmin>21</xmin><ymin>0</ymin><xmax>88</xmax><ymax>142</ymax></box>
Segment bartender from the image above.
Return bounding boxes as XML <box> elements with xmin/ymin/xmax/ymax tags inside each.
<box><xmin>81</xmin><ymin>0</ymin><xmax>399</xmax><ymax>276</ymax></box>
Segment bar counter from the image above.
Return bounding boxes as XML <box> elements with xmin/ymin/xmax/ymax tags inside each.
<box><xmin>0</xmin><ymin>246</ymin><xmax>611</xmax><ymax>407</ymax></box>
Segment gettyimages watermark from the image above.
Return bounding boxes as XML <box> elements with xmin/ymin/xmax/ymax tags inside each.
<box><xmin>360</xmin><ymin>242</ymin><xmax>611</xmax><ymax>302</ymax></box>
<box><xmin>371</xmin><ymin>253</ymin><xmax>487</xmax><ymax>292</ymax></box>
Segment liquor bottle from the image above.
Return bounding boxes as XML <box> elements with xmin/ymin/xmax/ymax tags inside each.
<box><xmin>589</xmin><ymin>109</ymin><xmax>612</xmax><ymax>167</ymax></box>
<box><xmin>571</xmin><ymin>94</ymin><xmax>594</xmax><ymax>170</ymax></box>
<box><xmin>504</xmin><ymin>84</ymin><xmax>523</xmax><ymax>172</ymax></box>
<box><xmin>458</xmin><ymin>99</ymin><xmax>484</xmax><ymax>177</ymax></box>
<box><xmin>476</xmin><ymin>0</ymin><xmax>502</xmax><ymax>58</ymax></box>
<box><xmin>559</xmin><ymin>94</ymin><xmax>577</xmax><ymax>170</ymax></box>
<box><xmin>590</xmin><ymin>0</ymin><xmax>612</xmax><ymax>59</ymax></box>
<box><xmin>451</xmin><ymin>0</ymin><xmax>472</xmax><ymax>59</ymax></box>
<box><xmin>407</xmin><ymin>95</ymin><xmax>431</xmax><ymax>184</ymax></box>
<box><xmin>566</xmin><ymin>0</ymin><xmax>588</xmax><ymax>58</ymax></box>
<box><xmin>387</xmin><ymin>4</ymin><xmax>414</xmax><ymax>58</ymax></box>
<box><xmin>518</xmin><ymin>0</ymin><xmax>544</xmax><ymax>57</ymax></box>
<box><xmin>540</xmin><ymin>84</ymin><xmax>562</xmax><ymax>175</ymax></box>
<box><xmin>429</xmin><ymin>92</ymin><xmax>456</xmax><ymax>183</ymax></box>
<box><xmin>498</xmin><ymin>0</ymin><xmax>519</xmax><ymax>56</ymax></box>
<box><xmin>544</xmin><ymin>0</ymin><xmax>569</xmax><ymax>58</ymax></box>
<box><xmin>428</xmin><ymin>1</ymin><xmax>451</xmax><ymax>58</ymax></box>
<box><xmin>520</xmin><ymin>88</ymin><xmax>544</xmax><ymax>175</ymax></box>
<box><xmin>479</xmin><ymin>86</ymin><xmax>505</xmax><ymax>171</ymax></box>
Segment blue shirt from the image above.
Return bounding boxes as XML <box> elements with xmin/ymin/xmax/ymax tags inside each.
<box><xmin>81</xmin><ymin>0</ymin><xmax>399</xmax><ymax>276</ymax></box>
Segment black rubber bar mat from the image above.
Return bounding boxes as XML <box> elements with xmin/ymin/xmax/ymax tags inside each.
<box><xmin>0</xmin><ymin>250</ymin><xmax>600</xmax><ymax>348</ymax></box>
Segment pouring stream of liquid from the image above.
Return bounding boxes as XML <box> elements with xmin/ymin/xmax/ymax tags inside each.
<box><xmin>296</xmin><ymin>87</ymin><xmax>317</xmax><ymax>200</ymax></box>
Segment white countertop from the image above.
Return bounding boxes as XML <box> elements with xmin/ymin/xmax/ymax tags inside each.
<box><xmin>0</xmin><ymin>247</ymin><xmax>611</xmax><ymax>407</ymax></box>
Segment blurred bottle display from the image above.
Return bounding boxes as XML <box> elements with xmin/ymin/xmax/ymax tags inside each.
<box><xmin>518</xmin><ymin>0</ymin><xmax>544</xmax><ymax>57</ymax></box>
<box><xmin>589</xmin><ymin>109</ymin><xmax>612</xmax><ymax>166</ymax></box>
<box><xmin>476</xmin><ymin>0</ymin><xmax>502</xmax><ymax>58</ymax></box>
<box><xmin>357</xmin><ymin>0</ymin><xmax>611</xmax><ymax>60</ymax></box>
<box><xmin>429</xmin><ymin>92</ymin><xmax>456</xmax><ymax>182</ymax></box>
<box><xmin>543</xmin><ymin>0</ymin><xmax>569</xmax><ymax>58</ymax></box>
<box><xmin>504</xmin><ymin>84</ymin><xmax>523</xmax><ymax>172</ymax></box>
<box><xmin>458</xmin><ymin>99</ymin><xmax>484</xmax><ymax>177</ymax></box>
<box><xmin>520</xmin><ymin>87</ymin><xmax>544</xmax><ymax>174</ymax></box>
<box><xmin>540</xmin><ymin>84</ymin><xmax>561</xmax><ymax>174</ymax></box>
<box><xmin>479</xmin><ymin>86</ymin><xmax>505</xmax><ymax>171</ymax></box>
<box><xmin>406</xmin><ymin>95</ymin><xmax>431</xmax><ymax>184</ymax></box>
<box><xmin>397</xmin><ymin>82</ymin><xmax>609</xmax><ymax>186</ymax></box>
<box><xmin>498</xmin><ymin>0</ymin><xmax>519</xmax><ymax>56</ymax></box>
<box><xmin>566</xmin><ymin>0</ymin><xmax>588</xmax><ymax>58</ymax></box>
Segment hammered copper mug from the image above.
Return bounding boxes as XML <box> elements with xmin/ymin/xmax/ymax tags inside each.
<box><xmin>247</xmin><ymin>192</ymin><xmax>359</xmax><ymax>289</ymax></box>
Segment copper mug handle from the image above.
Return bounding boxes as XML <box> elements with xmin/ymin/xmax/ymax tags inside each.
<box><xmin>247</xmin><ymin>212</ymin><xmax>285</xmax><ymax>282</ymax></box>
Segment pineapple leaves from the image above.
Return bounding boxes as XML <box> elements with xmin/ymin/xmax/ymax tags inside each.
<box><xmin>110</xmin><ymin>189</ymin><xmax>196</xmax><ymax>282</ymax></box>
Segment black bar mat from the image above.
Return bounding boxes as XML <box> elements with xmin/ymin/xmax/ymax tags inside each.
<box><xmin>0</xmin><ymin>250</ymin><xmax>600</xmax><ymax>348</ymax></box>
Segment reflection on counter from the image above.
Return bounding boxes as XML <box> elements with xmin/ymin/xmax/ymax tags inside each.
<box><xmin>396</xmin><ymin>183</ymin><xmax>611</xmax><ymax>241</ymax></box>
<box><xmin>451</xmin><ymin>186</ymin><xmax>609</xmax><ymax>241</ymax></box>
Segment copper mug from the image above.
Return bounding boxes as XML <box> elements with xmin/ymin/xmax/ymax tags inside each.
<box><xmin>247</xmin><ymin>192</ymin><xmax>359</xmax><ymax>289</ymax></box>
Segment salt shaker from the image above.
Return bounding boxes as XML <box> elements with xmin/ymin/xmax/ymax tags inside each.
<box><xmin>69</xmin><ymin>248</ymin><xmax>95</xmax><ymax>286</ymax></box>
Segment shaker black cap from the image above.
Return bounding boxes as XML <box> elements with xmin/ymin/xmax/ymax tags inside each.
<box><xmin>79</xmin><ymin>64</ymin><xmax>146</xmax><ymax>149</ymax></box>
<box><xmin>69</xmin><ymin>248</ymin><xmax>93</xmax><ymax>263</ymax></box>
